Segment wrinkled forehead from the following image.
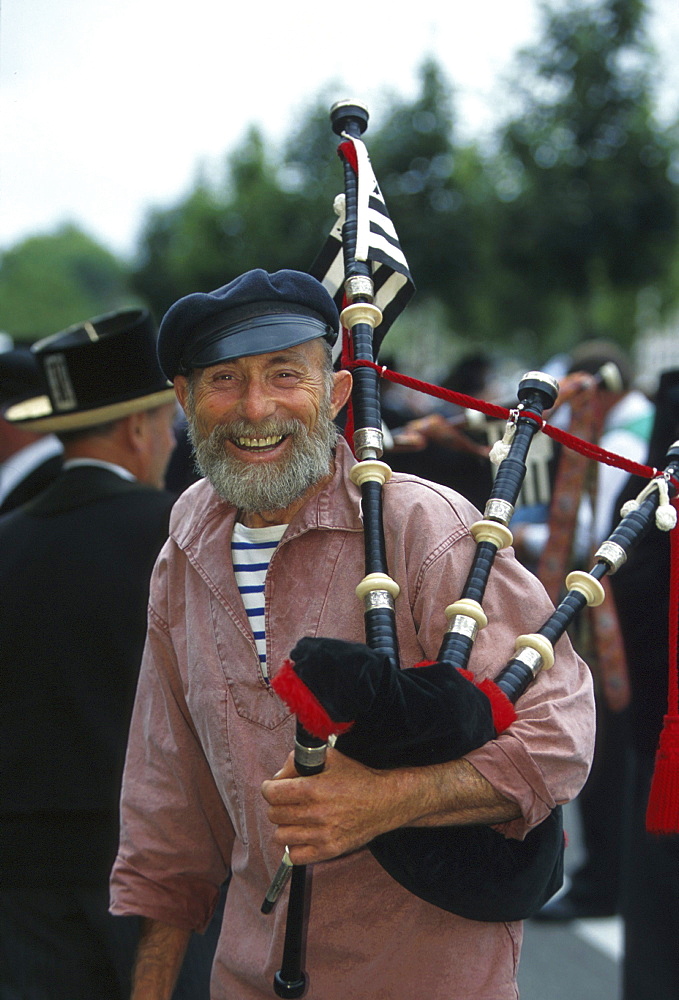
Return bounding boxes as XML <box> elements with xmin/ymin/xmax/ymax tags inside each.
<box><xmin>197</xmin><ymin>338</ymin><xmax>331</xmax><ymax>376</ymax></box>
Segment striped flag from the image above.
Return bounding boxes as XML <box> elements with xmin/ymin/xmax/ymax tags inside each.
<box><xmin>309</xmin><ymin>134</ymin><xmax>415</xmax><ymax>360</ymax></box>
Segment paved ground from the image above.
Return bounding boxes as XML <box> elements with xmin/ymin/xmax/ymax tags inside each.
<box><xmin>518</xmin><ymin>802</ymin><xmax>622</xmax><ymax>1000</ymax></box>
<box><xmin>520</xmin><ymin>916</ymin><xmax>621</xmax><ymax>1000</ymax></box>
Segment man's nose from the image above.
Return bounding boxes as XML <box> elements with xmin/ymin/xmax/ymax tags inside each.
<box><xmin>239</xmin><ymin>380</ymin><xmax>277</xmax><ymax>423</ymax></box>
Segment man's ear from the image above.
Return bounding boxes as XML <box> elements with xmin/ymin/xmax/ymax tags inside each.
<box><xmin>117</xmin><ymin>411</ymin><xmax>146</xmax><ymax>464</ymax></box>
<box><xmin>330</xmin><ymin>369</ymin><xmax>353</xmax><ymax>418</ymax></box>
<box><xmin>174</xmin><ymin>376</ymin><xmax>188</xmax><ymax>414</ymax></box>
<box><xmin>126</xmin><ymin>410</ymin><xmax>150</xmax><ymax>450</ymax></box>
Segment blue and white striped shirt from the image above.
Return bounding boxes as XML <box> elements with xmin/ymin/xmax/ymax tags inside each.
<box><xmin>231</xmin><ymin>521</ymin><xmax>286</xmax><ymax>679</ymax></box>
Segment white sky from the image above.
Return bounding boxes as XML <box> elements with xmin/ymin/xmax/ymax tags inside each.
<box><xmin>1</xmin><ymin>0</ymin><xmax>678</xmax><ymax>258</ymax></box>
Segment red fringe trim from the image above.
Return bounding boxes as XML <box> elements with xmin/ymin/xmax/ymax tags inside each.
<box><xmin>271</xmin><ymin>660</ymin><xmax>354</xmax><ymax>741</ymax></box>
<box><xmin>646</xmin><ymin>715</ymin><xmax>679</xmax><ymax>834</ymax></box>
<box><xmin>476</xmin><ymin>679</ymin><xmax>517</xmax><ymax>734</ymax></box>
<box><xmin>411</xmin><ymin>663</ymin><xmax>518</xmax><ymax>733</ymax></box>
<box><xmin>272</xmin><ymin>657</ymin><xmax>518</xmax><ymax>744</ymax></box>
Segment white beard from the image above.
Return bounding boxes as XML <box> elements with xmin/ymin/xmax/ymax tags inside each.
<box><xmin>187</xmin><ymin>411</ymin><xmax>339</xmax><ymax>514</ymax></box>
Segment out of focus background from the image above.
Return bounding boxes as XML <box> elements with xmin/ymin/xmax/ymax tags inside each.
<box><xmin>2</xmin><ymin>0</ymin><xmax>679</xmax><ymax>392</ymax></box>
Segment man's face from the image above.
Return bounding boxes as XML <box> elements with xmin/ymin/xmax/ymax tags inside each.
<box><xmin>174</xmin><ymin>339</ymin><xmax>351</xmax><ymax>523</ymax></box>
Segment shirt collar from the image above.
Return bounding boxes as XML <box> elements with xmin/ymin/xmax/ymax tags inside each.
<box><xmin>62</xmin><ymin>457</ymin><xmax>136</xmax><ymax>482</ymax></box>
<box><xmin>0</xmin><ymin>435</ymin><xmax>63</xmax><ymax>502</ymax></box>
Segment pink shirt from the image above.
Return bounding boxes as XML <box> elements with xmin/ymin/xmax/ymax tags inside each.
<box><xmin>111</xmin><ymin>440</ymin><xmax>594</xmax><ymax>999</ymax></box>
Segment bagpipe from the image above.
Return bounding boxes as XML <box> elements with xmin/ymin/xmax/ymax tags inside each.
<box><xmin>263</xmin><ymin>100</ymin><xmax>679</xmax><ymax>997</ymax></box>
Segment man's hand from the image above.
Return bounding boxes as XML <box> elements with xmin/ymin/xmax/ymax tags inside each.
<box><xmin>262</xmin><ymin>748</ymin><xmax>521</xmax><ymax>866</ymax></box>
<box><xmin>390</xmin><ymin>413</ymin><xmax>490</xmax><ymax>458</ymax></box>
<box><xmin>261</xmin><ymin>747</ymin><xmax>407</xmax><ymax>865</ymax></box>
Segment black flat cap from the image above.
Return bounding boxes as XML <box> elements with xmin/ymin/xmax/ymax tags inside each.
<box><xmin>157</xmin><ymin>268</ymin><xmax>339</xmax><ymax>381</ymax></box>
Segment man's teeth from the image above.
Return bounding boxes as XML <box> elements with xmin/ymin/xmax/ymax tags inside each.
<box><xmin>235</xmin><ymin>435</ymin><xmax>284</xmax><ymax>448</ymax></box>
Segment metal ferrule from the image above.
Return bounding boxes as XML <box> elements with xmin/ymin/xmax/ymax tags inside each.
<box><xmin>344</xmin><ymin>275</ymin><xmax>374</xmax><ymax>301</ymax></box>
<box><xmin>514</xmin><ymin>646</ymin><xmax>544</xmax><ymax>679</ymax></box>
<box><xmin>263</xmin><ymin>852</ymin><xmax>293</xmax><ymax>906</ymax></box>
<box><xmin>521</xmin><ymin>371</ymin><xmax>561</xmax><ymax>397</ymax></box>
<box><xmin>294</xmin><ymin>741</ymin><xmax>327</xmax><ymax>770</ymax></box>
<box><xmin>363</xmin><ymin>590</ymin><xmax>395</xmax><ymax>612</ymax></box>
<box><xmin>445</xmin><ymin>614</ymin><xmax>479</xmax><ymax>641</ymax></box>
<box><xmin>353</xmin><ymin>426</ymin><xmax>383</xmax><ymax>460</ymax></box>
<box><xmin>594</xmin><ymin>540</ymin><xmax>627</xmax><ymax>573</ymax></box>
<box><xmin>484</xmin><ymin>498</ymin><xmax>515</xmax><ymax>525</ymax></box>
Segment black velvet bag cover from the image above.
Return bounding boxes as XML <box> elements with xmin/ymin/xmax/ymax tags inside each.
<box><xmin>272</xmin><ymin>636</ymin><xmax>564</xmax><ymax>922</ymax></box>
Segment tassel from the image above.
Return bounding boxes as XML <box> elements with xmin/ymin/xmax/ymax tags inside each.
<box><xmin>656</xmin><ymin>505</ymin><xmax>677</xmax><ymax>532</ymax></box>
<box><xmin>655</xmin><ymin>477</ymin><xmax>677</xmax><ymax>531</ymax></box>
<box><xmin>646</xmin><ymin>495</ymin><xmax>679</xmax><ymax>834</ymax></box>
<box><xmin>489</xmin><ymin>412</ymin><xmax>517</xmax><ymax>466</ymax></box>
<box><xmin>646</xmin><ymin>716</ymin><xmax>679</xmax><ymax>833</ymax></box>
<box><xmin>620</xmin><ymin>475</ymin><xmax>676</xmax><ymax>532</ymax></box>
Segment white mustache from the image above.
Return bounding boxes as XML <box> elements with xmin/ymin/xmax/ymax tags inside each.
<box><xmin>210</xmin><ymin>419</ymin><xmax>306</xmax><ymax>445</ymax></box>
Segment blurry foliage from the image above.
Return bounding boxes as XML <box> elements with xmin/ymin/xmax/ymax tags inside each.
<box><xmin>131</xmin><ymin>126</ymin><xmax>329</xmax><ymax>316</ymax></box>
<box><xmin>494</xmin><ymin>0</ymin><xmax>679</xmax><ymax>352</ymax></box>
<box><xmin>2</xmin><ymin>0</ymin><xmax>679</xmax><ymax>365</ymax></box>
<box><xmin>368</xmin><ymin>60</ymin><xmax>500</xmax><ymax>338</ymax></box>
<box><xmin>0</xmin><ymin>225</ymin><xmax>133</xmax><ymax>343</ymax></box>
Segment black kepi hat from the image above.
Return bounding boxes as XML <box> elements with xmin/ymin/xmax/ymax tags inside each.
<box><xmin>157</xmin><ymin>269</ymin><xmax>339</xmax><ymax>381</ymax></box>
<box><xmin>0</xmin><ymin>346</ymin><xmax>46</xmax><ymax>409</ymax></box>
<box><xmin>3</xmin><ymin>308</ymin><xmax>175</xmax><ymax>432</ymax></box>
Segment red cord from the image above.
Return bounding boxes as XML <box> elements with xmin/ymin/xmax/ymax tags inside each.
<box><xmin>347</xmin><ymin>359</ymin><xmax>662</xmax><ymax>485</ymax></box>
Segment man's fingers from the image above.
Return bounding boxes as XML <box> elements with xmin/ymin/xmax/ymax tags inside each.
<box><xmin>271</xmin><ymin>823</ymin><xmax>348</xmax><ymax>864</ymax></box>
<box><xmin>262</xmin><ymin>774</ymin><xmax>314</xmax><ymax>809</ymax></box>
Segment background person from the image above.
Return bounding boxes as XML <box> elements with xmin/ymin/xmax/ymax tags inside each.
<box><xmin>0</xmin><ymin>344</ymin><xmax>63</xmax><ymax>512</ymax></box>
<box><xmin>529</xmin><ymin>340</ymin><xmax>653</xmax><ymax>922</ymax></box>
<box><xmin>0</xmin><ymin>309</ymin><xmax>220</xmax><ymax>1000</ymax></box>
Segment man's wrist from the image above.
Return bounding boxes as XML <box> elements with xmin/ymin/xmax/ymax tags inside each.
<box><xmin>131</xmin><ymin>919</ymin><xmax>191</xmax><ymax>1000</ymax></box>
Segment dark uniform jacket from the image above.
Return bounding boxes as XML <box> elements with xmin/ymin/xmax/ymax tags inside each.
<box><xmin>0</xmin><ymin>452</ymin><xmax>63</xmax><ymax>514</ymax></box>
<box><xmin>0</xmin><ymin>465</ymin><xmax>175</xmax><ymax>888</ymax></box>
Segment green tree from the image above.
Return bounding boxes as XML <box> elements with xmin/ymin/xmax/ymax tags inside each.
<box><xmin>0</xmin><ymin>225</ymin><xmax>132</xmax><ymax>342</ymax></box>
<box><xmin>369</xmin><ymin>60</ymin><xmax>499</xmax><ymax>342</ymax></box>
<box><xmin>132</xmin><ymin>125</ymin><xmax>327</xmax><ymax>317</ymax></box>
<box><xmin>493</xmin><ymin>0</ymin><xmax>679</xmax><ymax>354</ymax></box>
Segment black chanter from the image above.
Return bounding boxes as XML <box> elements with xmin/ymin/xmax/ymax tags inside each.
<box><xmin>268</xmin><ymin>724</ymin><xmax>326</xmax><ymax>998</ymax></box>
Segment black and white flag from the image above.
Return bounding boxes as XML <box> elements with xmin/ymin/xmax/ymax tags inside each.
<box><xmin>309</xmin><ymin>134</ymin><xmax>415</xmax><ymax>360</ymax></box>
